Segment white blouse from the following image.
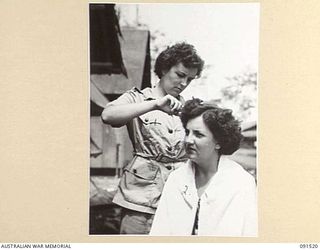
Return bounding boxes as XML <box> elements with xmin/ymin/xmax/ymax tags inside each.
<box><xmin>150</xmin><ymin>156</ymin><xmax>258</xmax><ymax>236</ymax></box>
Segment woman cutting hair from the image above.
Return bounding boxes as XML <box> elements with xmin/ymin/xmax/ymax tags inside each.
<box><xmin>101</xmin><ymin>43</ymin><xmax>204</xmax><ymax>234</ymax></box>
<box><xmin>150</xmin><ymin>98</ymin><xmax>257</xmax><ymax>236</ymax></box>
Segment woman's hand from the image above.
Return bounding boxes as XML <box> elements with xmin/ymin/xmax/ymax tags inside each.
<box><xmin>155</xmin><ymin>95</ymin><xmax>183</xmax><ymax>115</ymax></box>
<box><xmin>102</xmin><ymin>95</ymin><xmax>182</xmax><ymax>127</ymax></box>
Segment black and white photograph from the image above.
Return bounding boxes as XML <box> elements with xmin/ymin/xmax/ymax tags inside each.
<box><xmin>4</xmin><ymin>0</ymin><xmax>320</xmax><ymax>246</ymax></box>
<box><xmin>89</xmin><ymin>3</ymin><xmax>259</xmax><ymax>236</ymax></box>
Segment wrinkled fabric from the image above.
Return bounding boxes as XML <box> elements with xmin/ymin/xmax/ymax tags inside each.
<box><xmin>120</xmin><ymin>209</ymin><xmax>154</xmax><ymax>234</ymax></box>
<box><xmin>108</xmin><ymin>87</ymin><xmax>187</xmax><ymax>214</ymax></box>
<box><xmin>150</xmin><ymin>156</ymin><xmax>258</xmax><ymax>236</ymax></box>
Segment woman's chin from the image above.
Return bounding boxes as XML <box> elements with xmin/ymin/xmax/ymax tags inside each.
<box><xmin>168</xmin><ymin>89</ymin><xmax>181</xmax><ymax>97</ymax></box>
<box><xmin>187</xmin><ymin>153</ymin><xmax>198</xmax><ymax>161</ymax></box>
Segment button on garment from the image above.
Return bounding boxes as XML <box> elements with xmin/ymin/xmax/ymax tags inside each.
<box><xmin>107</xmin><ymin>87</ymin><xmax>187</xmax><ymax>214</ymax></box>
<box><xmin>165</xmin><ymin>166</ymin><xmax>172</xmax><ymax>170</ymax></box>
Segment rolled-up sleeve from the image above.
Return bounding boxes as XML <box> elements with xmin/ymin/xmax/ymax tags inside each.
<box><xmin>106</xmin><ymin>88</ymin><xmax>139</xmax><ymax>107</ymax></box>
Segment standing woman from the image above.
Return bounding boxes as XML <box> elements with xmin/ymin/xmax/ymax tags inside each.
<box><xmin>150</xmin><ymin>98</ymin><xmax>257</xmax><ymax>236</ymax></box>
<box><xmin>101</xmin><ymin>42</ymin><xmax>204</xmax><ymax>234</ymax></box>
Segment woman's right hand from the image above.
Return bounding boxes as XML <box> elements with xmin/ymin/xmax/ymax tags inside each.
<box><xmin>155</xmin><ymin>95</ymin><xmax>183</xmax><ymax>115</ymax></box>
<box><xmin>102</xmin><ymin>95</ymin><xmax>183</xmax><ymax>127</ymax></box>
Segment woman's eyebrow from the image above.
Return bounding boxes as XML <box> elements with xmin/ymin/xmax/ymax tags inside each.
<box><xmin>176</xmin><ymin>70</ymin><xmax>188</xmax><ymax>76</ymax></box>
<box><xmin>177</xmin><ymin>71</ymin><xmax>196</xmax><ymax>80</ymax></box>
<box><xmin>193</xmin><ymin>129</ymin><xmax>205</xmax><ymax>134</ymax></box>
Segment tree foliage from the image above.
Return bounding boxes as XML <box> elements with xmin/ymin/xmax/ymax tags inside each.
<box><xmin>220</xmin><ymin>71</ymin><xmax>257</xmax><ymax>121</ymax></box>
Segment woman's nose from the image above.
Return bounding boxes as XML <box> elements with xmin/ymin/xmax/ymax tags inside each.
<box><xmin>181</xmin><ymin>81</ymin><xmax>187</xmax><ymax>87</ymax></box>
<box><xmin>185</xmin><ymin>134</ymin><xmax>194</xmax><ymax>144</ymax></box>
<box><xmin>180</xmin><ymin>78</ymin><xmax>188</xmax><ymax>87</ymax></box>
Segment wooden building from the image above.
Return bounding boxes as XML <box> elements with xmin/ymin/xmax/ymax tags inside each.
<box><xmin>89</xmin><ymin>4</ymin><xmax>151</xmax><ymax>234</ymax></box>
<box><xmin>229</xmin><ymin>120</ymin><xmax>257</xmax><ymax>179</ymax></box>
<box><xmin>89</xmin><ymin>4</ymin><xmax>151</xmax><ymax>172</ymax></box>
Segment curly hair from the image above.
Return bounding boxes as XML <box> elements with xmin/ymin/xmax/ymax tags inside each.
<box><xmin>154</xmin><ymin>42</ymin><xmax>204</xmax><ymax>79</ymax></box>
<box><xmin>180</xmin><ymin>98</ymin><xmax>243</xmax><ymax>155</ymax></box>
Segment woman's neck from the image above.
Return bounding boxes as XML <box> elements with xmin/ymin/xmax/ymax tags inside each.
<box><xmin>193</xmin><ymin>155</ymin><xmax>220</xmax><ymax>196</ymax></box>
<box><xmin>196</xmin><ymin>154</ymin><xmax>219</xmax><ymax>175</ymax></box>
<box><xmin>152</xmin><ymin>82</ymin><xmax>166</xmax><ymax>98</ymax></box>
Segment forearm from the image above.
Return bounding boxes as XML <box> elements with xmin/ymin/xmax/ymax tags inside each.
<box><xmin>101</xmin><ymin>100</ymin><xmax>158</xmax><ymax>127</ymax></box>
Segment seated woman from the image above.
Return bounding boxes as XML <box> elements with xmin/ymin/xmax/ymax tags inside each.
<box><xmin>150</xmin><ymin>98</ymin><xmax>257</xmax><ymax>236</ymax></box>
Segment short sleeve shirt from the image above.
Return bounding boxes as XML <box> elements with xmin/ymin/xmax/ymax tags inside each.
<box><xmin>107</xmin><ymin>87</ymin><xmax>186</xmax><ymax>159</ymax></box>
<box><xmin>108</xmin><ymin>87</ymin><xmax>187</xmax><ymax>214</ymax></box>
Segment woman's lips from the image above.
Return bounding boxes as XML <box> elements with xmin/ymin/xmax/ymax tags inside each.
<box><xmin>186</xmin><ymin>147</ymin><xmax>196</xmax><ymax>154</ymax></box>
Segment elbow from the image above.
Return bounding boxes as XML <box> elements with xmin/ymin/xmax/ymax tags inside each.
<box><xmin>101</xmin><ymin>109</ymin><xmax>123</xmax><ymax>128</ymax></box>
<box><xmin>101</xmin><ymin>109</ymin><xmax>110</xmax><ymax>124</ymax></box>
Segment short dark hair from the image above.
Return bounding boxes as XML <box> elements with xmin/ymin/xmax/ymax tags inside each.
<box><xmin>180</xmin><ymin>98</ymin><xmax>243</xmax><ymax>155</ymax></box>
<box><xmin>154</xmin><ymin>42</ymin><xmax>204</xmax><ymax>79</ymax></box>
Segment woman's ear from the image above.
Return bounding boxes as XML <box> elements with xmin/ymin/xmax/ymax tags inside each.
<box><xmin>161</xmin><ymin>69</ymin><xmax>168</xmax><ymax>77</ymax></box>
<box><xmin>215</xmin><ymin>144</ymin><xmax>221</xmax><ymax>150</ymax></box>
